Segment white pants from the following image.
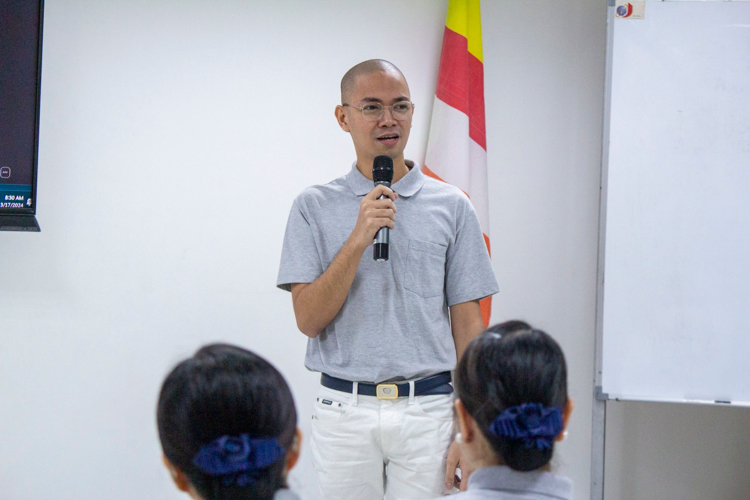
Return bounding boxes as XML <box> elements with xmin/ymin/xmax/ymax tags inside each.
<box><xmin>310</xmin><ymin>383</ymin><xmax>454</xmax><ymax>500</ymax></box>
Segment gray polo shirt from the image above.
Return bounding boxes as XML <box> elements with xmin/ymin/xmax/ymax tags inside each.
<box><xmin>428</xmin><ymin>466</ymin><xmax>573</xmax><ymax>500</ymax></box>
<box><xmin>277</xmin><ymin>162</ymin><xmax>499</xmax><ymax>383</ymax></box>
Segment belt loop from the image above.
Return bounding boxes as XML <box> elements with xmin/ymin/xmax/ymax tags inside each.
<box><xmin>408</xmin><ymin>380</ymin><xmax>415</xmax><ymax>405</ymax></box>
<box><xmin>351</xmin><ymin>382</ymin><xmax>359</xmax><ymax>407</ymax></box>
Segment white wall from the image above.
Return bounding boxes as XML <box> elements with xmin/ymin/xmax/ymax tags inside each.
<box><xmin>0</xmin><ymin>2</ymin><xmax>447</xmax><ymax>499</ymax></box>
<box><xmin>2</xmin><ymin>1</ymin><xmax>749</xmax><ymax>500</ymax></box>
<box><xmin>482</xmin><ymin>1</ymin><xmax>606</xmax><ymax>497</ymax></box>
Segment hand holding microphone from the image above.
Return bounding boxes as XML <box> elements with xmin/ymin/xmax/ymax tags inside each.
<box><xmin>349</xmin><ymin>156</ymin><xmax>397</xmax><ymax>257</ymax></box>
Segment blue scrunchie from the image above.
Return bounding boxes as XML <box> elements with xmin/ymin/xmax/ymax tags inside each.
<box><xmin>488</xmin><ymin>402</ymin><xmax>563</xmax><ymax>450</ymax></box>
<box><xmin>192</xmin><ymin>434</ymin><xmax>286</xmax><ymax>486</ymax></box>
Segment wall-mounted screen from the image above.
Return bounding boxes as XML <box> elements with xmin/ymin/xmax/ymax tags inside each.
<box><xmin>0</xmin><ymin>0</ymin><xmax>43</xmax><ymax>231</ymax></box>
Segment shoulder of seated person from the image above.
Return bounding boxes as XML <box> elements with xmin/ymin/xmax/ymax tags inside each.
<box><xmin>272</xmin><ymin>489</ymin><xmax>301</xmax><ymax>500</ymax></box>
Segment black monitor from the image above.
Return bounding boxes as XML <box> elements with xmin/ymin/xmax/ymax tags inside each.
<box><xmin>0</xmin><ymin>0</ymin><xmax>44</xmax><ymax>231</ymax></box>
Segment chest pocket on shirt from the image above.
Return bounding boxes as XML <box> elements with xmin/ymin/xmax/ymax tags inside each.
<box><xmin>404</xmin><ymin>238</ymin><xmax>447</xmax><ymax>298</ymax></box>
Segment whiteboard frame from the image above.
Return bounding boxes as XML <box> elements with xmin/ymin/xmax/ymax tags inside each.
<box><xmin>589</xmin><ymin>0</ymin><xmax>615</xmax><ymax>497</ymax></box>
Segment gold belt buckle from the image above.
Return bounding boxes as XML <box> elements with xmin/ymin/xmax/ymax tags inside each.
<box><xmin>376</xmin><ymin>383</ymin><xmax>399</xmax><ymax>399</ymax></box>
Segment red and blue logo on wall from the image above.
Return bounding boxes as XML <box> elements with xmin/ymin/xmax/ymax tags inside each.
<box><xmin>616</xmin><ymin>3</ymin><xmax>634</xmax><ymax>18</ymax></box>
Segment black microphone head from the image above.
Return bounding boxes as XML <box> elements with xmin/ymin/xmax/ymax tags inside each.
<box><xmin>373</xmin><ymin>156</ymin><xmax>394</xmax><ymax>184</ymax></box>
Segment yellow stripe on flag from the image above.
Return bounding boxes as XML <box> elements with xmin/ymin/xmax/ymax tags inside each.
<box><xmin>445</xmin><ymin>0</ymin><xmax>483</xmax><ymax>63</ymax></box>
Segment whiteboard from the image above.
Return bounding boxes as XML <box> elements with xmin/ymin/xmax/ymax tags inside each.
<box><xmin>599</xmin><ymin>1</ymin><xmax>750</xmax><ymax>404</ymax></box>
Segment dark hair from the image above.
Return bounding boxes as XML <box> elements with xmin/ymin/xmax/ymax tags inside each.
<box><xmin>455</xmin><ymin>321</ymin><xmax>568</xmax><ymax>472</ymax></box>
<box><xmin>157</xmin><ymin>344</ymin><xmax>297</xmax><ymax>500</ymax></box>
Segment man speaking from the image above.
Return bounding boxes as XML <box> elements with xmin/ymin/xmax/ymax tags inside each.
<box><xmin>277</xmin><ymin>59</ymin><xmax>498</xmax><ymax>499</ymax></box>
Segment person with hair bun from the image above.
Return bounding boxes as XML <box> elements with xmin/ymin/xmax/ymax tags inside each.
<box><xmin>436</xmin><ymin>321</ymin><xmax>574</xmax><ymax>499</ymax></box>
<box><xmin>157</xmin><ymin>344</ymin><xmax>302</xmax><ymax>500</ymax></box>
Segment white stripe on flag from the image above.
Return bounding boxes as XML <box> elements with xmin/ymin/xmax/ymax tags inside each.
<box><xmin>424</xmin><ymin>96</ymin><xmax>490</xmax><ymax>236</ymax></box>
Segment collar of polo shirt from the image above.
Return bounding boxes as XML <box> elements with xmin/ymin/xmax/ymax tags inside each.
<box><xmin>466</xmin><ymin>466</ymin><xmax>572</xmax><ymax>498</ymax></box>
<box><xmin>346</xmin><ymin>160</ymin><xmax>425</xmax><ymax>197</ymax></box>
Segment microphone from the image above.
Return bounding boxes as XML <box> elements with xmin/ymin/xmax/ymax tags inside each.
<box><xmin>372</xmin><ymin>155</ymin><xmax>394</xmax><ymax>262</ymax></box>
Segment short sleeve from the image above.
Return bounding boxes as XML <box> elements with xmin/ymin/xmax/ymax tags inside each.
<box><xmin>444</xmin><ymin>196</ymin><xmax>500</xmax><ymax>306</ymax></box>
<box><xmin>276</xmin><ymin>197</ymin><xmax>324</xmax><ymax>292</ymax></box>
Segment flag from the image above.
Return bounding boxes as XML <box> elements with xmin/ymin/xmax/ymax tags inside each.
<box><xmin>424</xmin><ymin>0</ymin><xmax>492</xmax><ymax>326</ymax></box>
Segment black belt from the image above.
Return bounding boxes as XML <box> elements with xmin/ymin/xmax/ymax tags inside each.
<box><xmin>321</xmin><ymin>371</ymin><xmax>453</xmax><ymax>399</ymax></box>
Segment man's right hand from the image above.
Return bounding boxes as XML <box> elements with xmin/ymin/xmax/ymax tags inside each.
<box><xmin>291</xmin><ymin>186</ymin><xmax>398</xmax><ymax>337</ymax></box>
<box><xmin>349</xmin><ymin>185</ymin><xmax>398</xmax><ymax>250</ymax></box>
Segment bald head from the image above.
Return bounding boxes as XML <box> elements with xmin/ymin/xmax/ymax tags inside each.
<box><xmin>340</xmin><ymin>59</ymin><xmax>408</xmax><ymax>104</ymax></box>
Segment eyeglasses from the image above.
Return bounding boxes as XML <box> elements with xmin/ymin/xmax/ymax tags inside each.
<box><xmin>342</xmin><ymin>101</ymin><xmax>415</xmax><ymax>121</ymax></box>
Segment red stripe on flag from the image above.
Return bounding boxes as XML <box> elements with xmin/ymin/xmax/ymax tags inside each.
<box><xmin>435</xmin><ymin>27</ymin><xmax>469</xmax><ymax>115</ymax></box>
<box><xmin>468</xmin><ymin>54</ymin><xmax>486</xmax><ymax>150</ymax></box>
<box><xmin>480</xmin><ymin>296</ymin><xmax>492</xmax><ymax>327</ymax></box>
<box><xmin>434</xmin><ymin>27</ymin><xmax>487</xmax><ymax>150</ymax></box>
